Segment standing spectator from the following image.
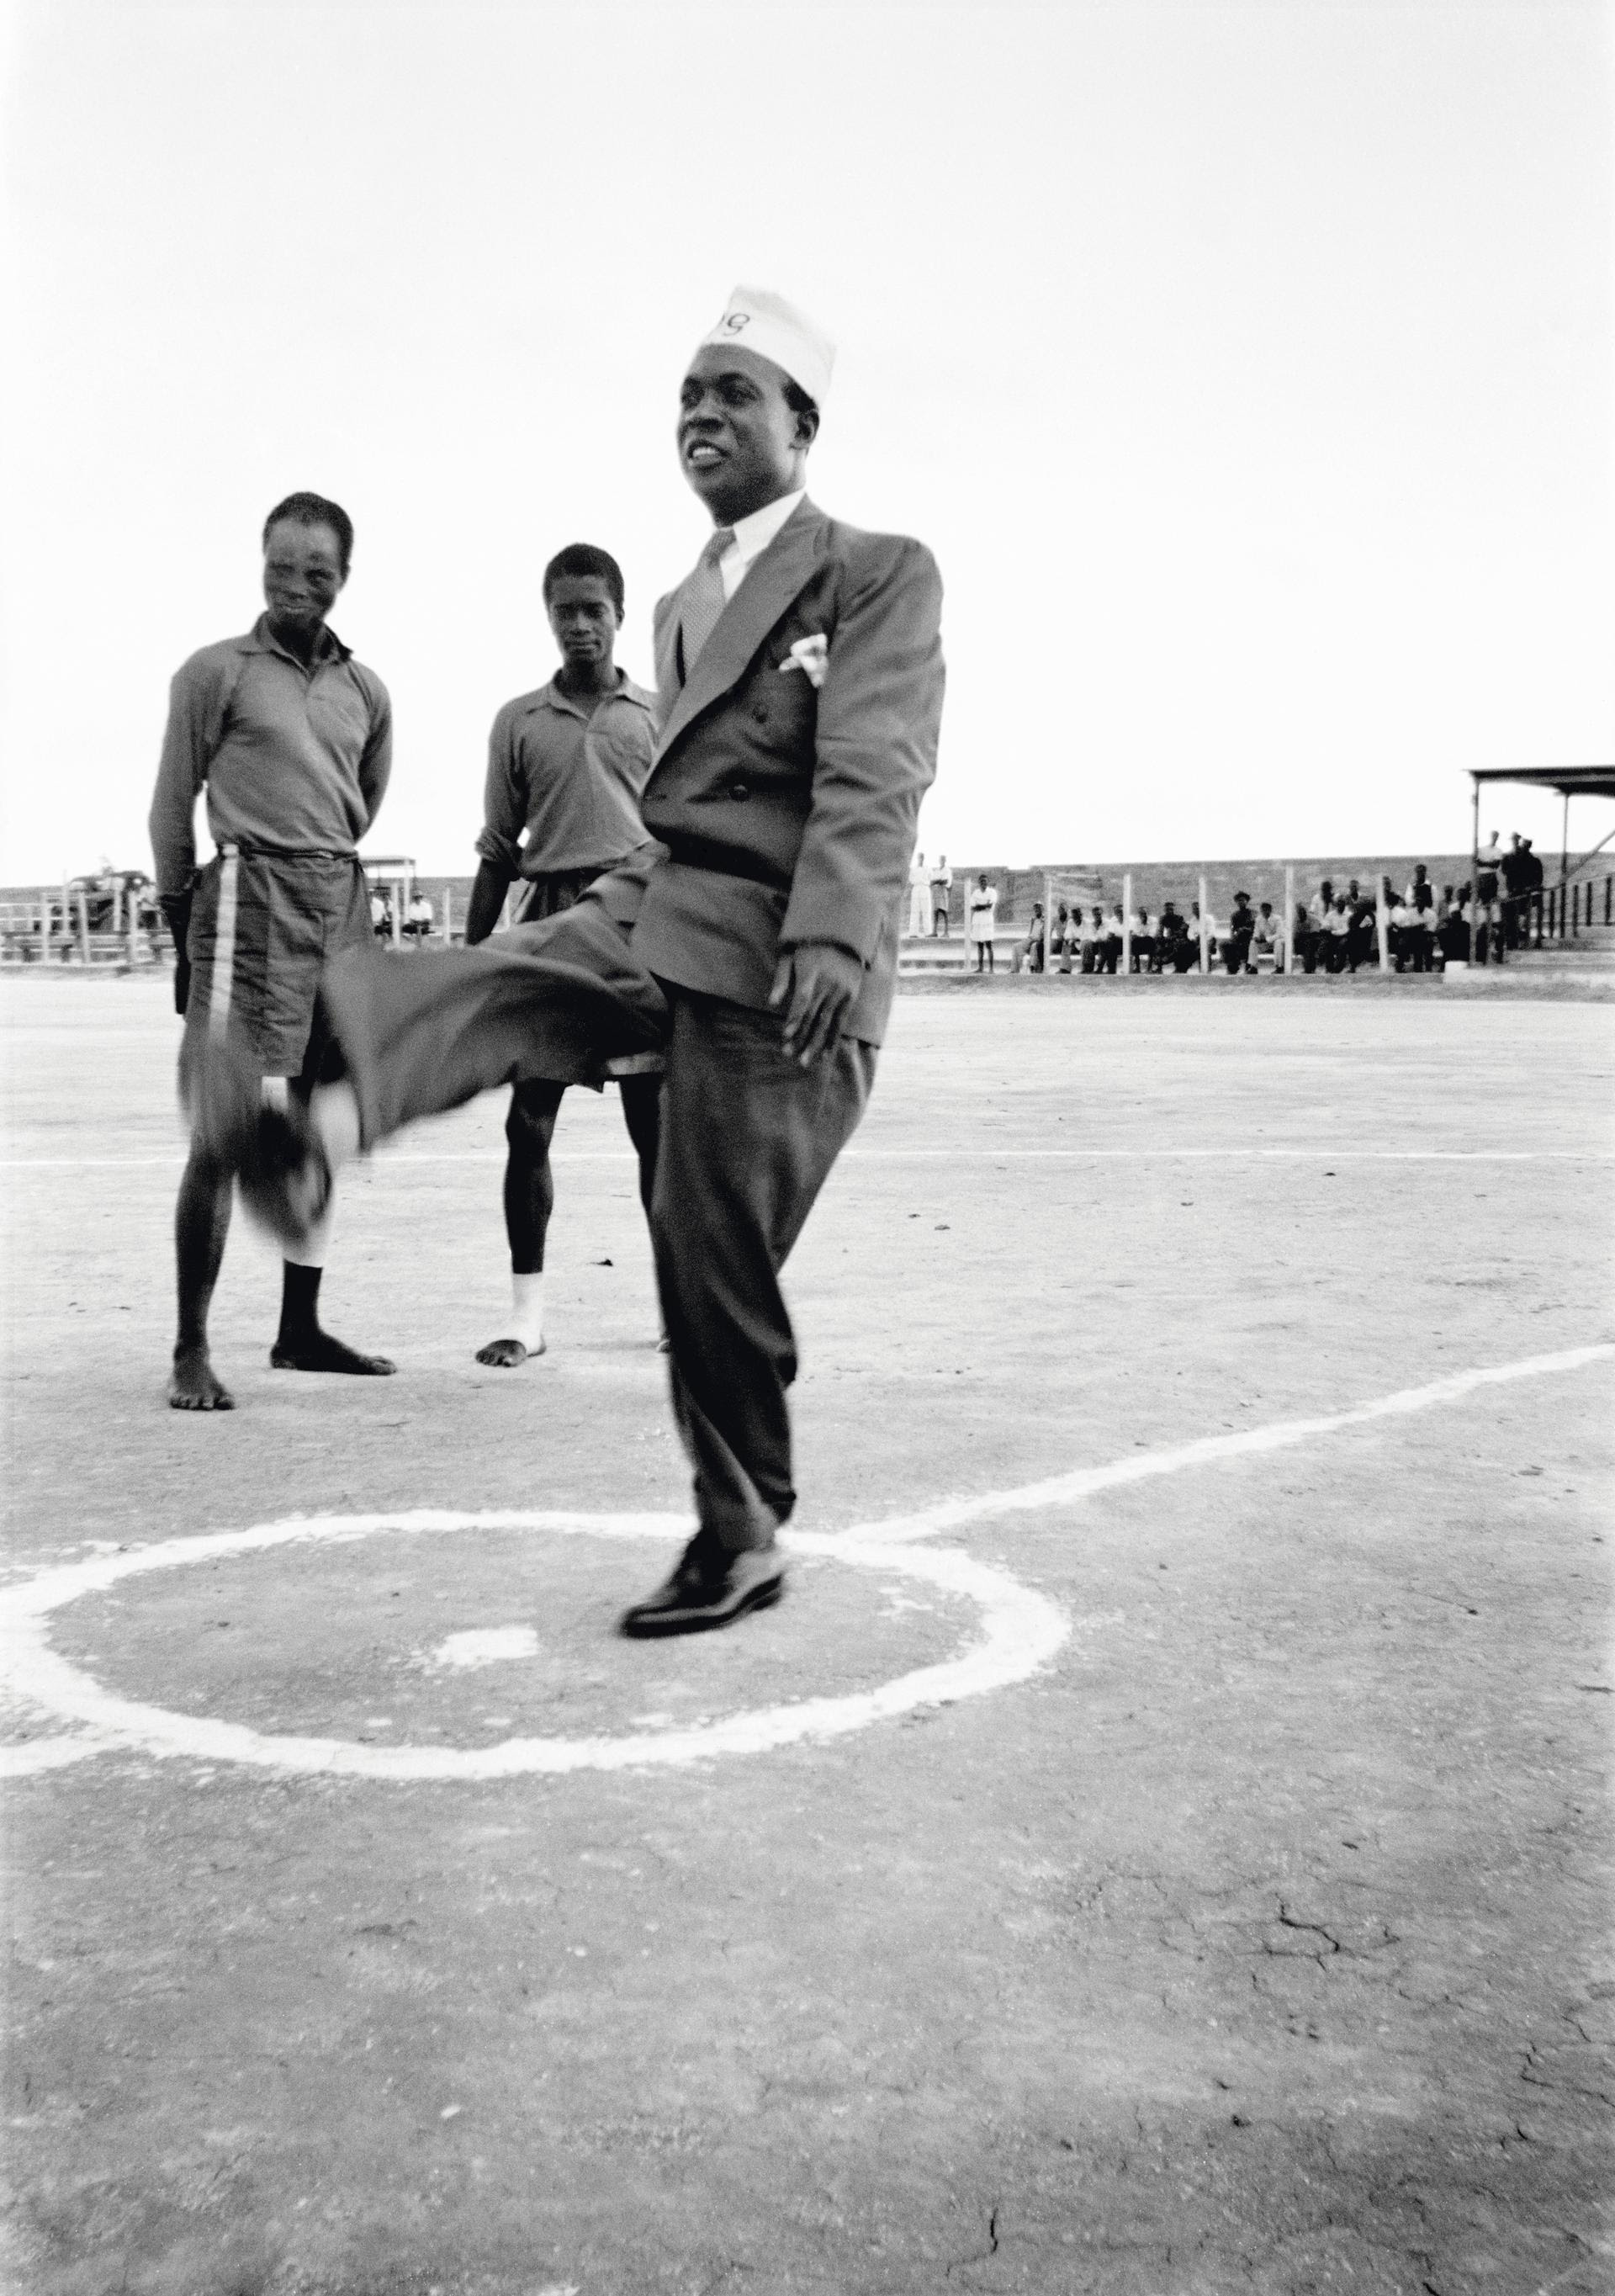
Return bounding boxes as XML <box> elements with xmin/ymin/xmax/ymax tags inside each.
<box><xmin>1022</xmin><ymin>900</ymin><xmax>1046</xmax><ymax>973</ymax></box>
<box><xmin>907</xmin><ymin>850</ymin><xmax>929</xmax><ymax>937</ymax></box>
<box><xmin>929</xmin><ymin>853</ymin><xmax>954</xmax><ymax>936</ymax></box>
<box><xmin>1518</xmin><ymin>837</ymin><xmax>1544</xmax><ymax>945</ymax></box>
<box><xmin>1224</xmin><ymin>890</ymin><xmax>1255</xmax><ymax>974</ymax></box>
<box><xmin>967</xmin><ymin>872</ymin><xmax>998</xmax><ymax>972</ymax></box>
<box><xmin>1500</xmin><ymin>835</ymin><xmax>1528</xmax><ymax>948</ymax></box>
<box><xmin>1474</xmin><ymin>833</ymin><xmax>1504</xmax><ymax>962</ymax></box>
<box><xmin>148</xmin><ymin>488</ymin><xmax>394</xmax><ymax>1410</ymax></box>
<box><xmin>1435</xmin><ymin>885</ymin><xmax>1465</xmax><ymax>965</ymax></box>
<box><xmin>1345</xmin><ymin>883</ymin><xmax>1377</xmax><ymax>973</ymax></box>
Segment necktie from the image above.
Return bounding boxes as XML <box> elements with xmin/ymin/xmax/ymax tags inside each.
<box><xmin>679</xmin><ymin>528</ymin><xmax>736</xmax><ymax>680</ymax></box>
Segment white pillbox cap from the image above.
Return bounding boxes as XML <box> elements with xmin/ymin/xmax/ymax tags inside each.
<box><xmin>696</xmin><ymin>284</ymin><xmax>835</xmax><ymax>407</ymax></box>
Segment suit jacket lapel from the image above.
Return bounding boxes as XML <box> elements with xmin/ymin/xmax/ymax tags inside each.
<box><xmin>654</xmin><ymin>499</ymin><xmax>829</xmax><ymax>762</ymax></box>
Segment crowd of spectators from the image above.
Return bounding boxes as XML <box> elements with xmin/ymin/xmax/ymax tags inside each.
<box><xmin>1014</xmin><ymin>838</ymin><xmax>1551</xmax><ymax>978</ymax></box>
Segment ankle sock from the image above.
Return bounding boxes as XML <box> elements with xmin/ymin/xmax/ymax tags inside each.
<box><xmin>506</xmin><ymin>1270</ymin><xmax>546</xmax><ymax>1351</ymax></box>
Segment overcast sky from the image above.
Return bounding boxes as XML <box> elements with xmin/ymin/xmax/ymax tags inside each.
<box><xmin>2</xmin><ymin>0</ymin><xmax>1609</xmax><ymax>883</ymax></box>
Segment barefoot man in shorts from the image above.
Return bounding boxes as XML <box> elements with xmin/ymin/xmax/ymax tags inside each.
<box><xmin>199</xmin><ymin>290</ymin><xmax>945</xmax><ymax>1635</ymax></box>
<box><xmin>150</xmin><ymin>491</ymin><xmax>396</xmax><ymax>1409</ymax></box>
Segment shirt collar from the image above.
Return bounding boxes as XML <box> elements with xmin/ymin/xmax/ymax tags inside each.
<box><xmin>536</xmin><ymin>667</ymin><xmax>650</xmax><ymax>719</ymax></box>
<box><xmin>723</xmin><ymin>487</ymin><xmax>807</xmax><ymax>568</ymax></box>
<box><xmin>244</xmin><ymin>612</ymin><xmax>351</xmax><ymax>665</ymax></box>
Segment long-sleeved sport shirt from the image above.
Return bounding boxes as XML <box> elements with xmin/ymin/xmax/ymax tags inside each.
<box><xmin>148</xmin><ymin>615</ymin><xmax>392</xmax><ymax>895</ymax></box>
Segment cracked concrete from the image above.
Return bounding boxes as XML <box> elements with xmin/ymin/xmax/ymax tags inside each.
<box><xmin>3</xmin><ymin>981</ymin><xmax>1612</xmax><ymax>2293</ymax></box>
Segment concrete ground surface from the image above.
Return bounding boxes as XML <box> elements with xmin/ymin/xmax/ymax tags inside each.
<box><xmin>2</xmin><ymin>972</ymin><xmax>1611</xmax><ymax>2296</ymax></box>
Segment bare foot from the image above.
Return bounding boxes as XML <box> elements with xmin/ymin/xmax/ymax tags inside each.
<box><xmin>474</xmin><ymin>1336</ymin><xmax>546</xmax><ymax>1368</ymax></box>
<box><xmin>270</xmin><ymin>1333</ymin><xmax>396</xmax><ymax>1376</ymax></box>
<box><xmin>169</xmin><ymin>1345</ymin><xmax>234</xmax><ymax>1411</ymax></box>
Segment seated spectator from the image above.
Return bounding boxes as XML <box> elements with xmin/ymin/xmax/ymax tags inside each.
<box><xmin>1130</xmin><ymin>906</ymin><xmax>1155</xmax><ymax>973</ymax></box>
<box><xmin>1250</xmin><ymin>900</ymin><xmax>1281</xmax><ymax>968</ymax></box>
<box><xmin>1078</xmin><ymin>905</ymin><xmax>1102</xmax><ymax>974</ymax></box>
<box><xmin>1224</xmin><ymin>890</ymin><xmax>1255</xmax><ymax>974</ymax></box>
<box><xmin>1099</xmin><ymin>903</ymin><xmax>1125</xmax><ymax>975</ymax></box>
<box><xmin>403</xmin><ymin>889</ymin><xmax>435</xmax><ymax>941</ymax></box>
<box><xmin>1290</xmin><ymin>901</ymin><xmax>1317</xmax><ymax>971</ymax></box>
<box><xmin>1321</xmin><ymin>894</ymin><xmax>1352</xmax><ymax>972</ymax></box>
<box><xmin>370</xmin><ymin>889</ymin><xmax>394</xmax><ymax>941</ymax></box>
<box><xmin>1022</xmin><ymin>901</ymin><xmax>1046</xmax><ymax>973</ymax></box>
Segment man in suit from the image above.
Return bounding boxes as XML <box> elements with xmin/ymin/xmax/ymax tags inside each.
<box><xmin>199</xmin><ymin>287</ymin><xmax>945</xmax><ymax>1636</ymax></box>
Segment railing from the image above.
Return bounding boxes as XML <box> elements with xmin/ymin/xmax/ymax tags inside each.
<box><xmin>0</xmin><ymin>895</ymin><xmax>172</xmax><ymax>970</ymax></box>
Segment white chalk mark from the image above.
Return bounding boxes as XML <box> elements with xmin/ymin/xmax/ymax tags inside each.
<box><xmin>856</xmin><ymin>1343</ymin><xmax>1615</xmax><ymax>1546</ymax></box>
<box><xmin>430</xmin><ymin>1626</ymin><xmax>539</xmax><ymax>1669</ymax></box>
<box><xmin>2</xmin><ymin>1343</ymin><xmax>1607</xmax><ymax>1780</ymax></box>
<box><xmin>0</xmin><ymin>1516</ymin><xmax>1065</xmax><ymax>1779</ymax></box>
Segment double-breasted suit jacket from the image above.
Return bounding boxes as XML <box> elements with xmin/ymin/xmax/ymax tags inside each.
<box><xmin>631</xmin><ymin>497</ymin><xmax>945</xmax><ymax>1044</ymax></box>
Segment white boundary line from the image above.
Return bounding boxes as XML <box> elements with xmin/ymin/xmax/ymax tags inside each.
<box><xmin>3</xmin><ymin>1148</ymin><xmax>1610</xmax><ymax>1171</ymax></box>
<box><xmin>3</xmin><ymin>1342</ymin><xmax>1607</xmax><ymax>1782</ymax></box>
<box><xmin>857</xmin><ymin>1344</ymin><xmax>1615</xmax><ymax>1545</ymax></box>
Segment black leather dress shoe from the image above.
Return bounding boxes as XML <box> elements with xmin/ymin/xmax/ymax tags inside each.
<box><xmin>619</xmin><ymin>1536</ymin><xmax>786</xmax><ymax>1638</ymax></box>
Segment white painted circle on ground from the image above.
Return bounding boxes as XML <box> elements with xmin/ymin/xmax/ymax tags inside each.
<box><xmin>0</xmin><ymin>1509</ymin><xmax>1068</xmax><ymax>1780</ymax></box>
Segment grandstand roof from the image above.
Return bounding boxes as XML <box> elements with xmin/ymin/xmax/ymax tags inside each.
<box><xmin>1469</xmin><ymin>764</ymin><xmax>1615</xmax><ymax>799</ymax></box>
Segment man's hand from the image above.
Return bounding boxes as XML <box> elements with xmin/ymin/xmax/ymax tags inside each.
<box><xmin>161</xmin><ymin>893</ymin><xmax>193</xmax><ymax>1017</ymax></box>
<box><xmin>768</xmin><ymin>941</ymin><xmax>865</xmax><ymax>1068</ymax></box>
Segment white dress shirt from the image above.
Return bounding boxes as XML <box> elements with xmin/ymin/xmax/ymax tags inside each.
<box><xmin>714</xmin><ymin>488</ymin><xmax>807</xmax><ymax>602</ymax></box>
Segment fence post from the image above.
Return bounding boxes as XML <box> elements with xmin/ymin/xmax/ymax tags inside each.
<box><xmin>76</xmin><ymin>885</ymin><xmax>91</xmax><ymax>964</ymax></box>
<box><xmin>1122</xmin><ymin>872</ymin><xmax>1132</xmax><ymax>978</ymax></box>
<box><xmin>1042</xmin><ymin>872</ymin><xmax>1053</xmax><ymax>975</ymax></box>
<box><xmin>1283</xmin><ymin>864</ymin><xmax>1295</xmax><ymax>974</ymax></box>
<box><xmin>1375</xmin><ymin>882</ymin><xmax>1390</xmax><ymax>973</ymax></box>
<box><xmin>1198</xmin><ymin>874</ymin><xmax>1210</xmax><ymax>973</ymax></box>
<box><xmin>40</xmin><ymin>893</ymin><xmax>51</xmax><ymax>962</ymax></box>
<box><xmin>443</xmin><ymin>883</ymin><xmax>453</xmax><ymax>941</ymax></box>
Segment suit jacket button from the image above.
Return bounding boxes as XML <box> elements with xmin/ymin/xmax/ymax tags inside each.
<box><xmin>728</xmin><ymin>779</ymin><xmax>750</xmax><ymax>801</ymax></box>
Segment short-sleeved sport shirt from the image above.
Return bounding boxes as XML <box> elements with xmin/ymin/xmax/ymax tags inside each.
<box><xmin>476</xmin><ymin>673</ymin><xmax>658</xmax><ymax>883</ymax></box>
<box><xmin>148</xmin><ymin>616</ymin><xmax>391</xmax><ymax>897</ymax></box>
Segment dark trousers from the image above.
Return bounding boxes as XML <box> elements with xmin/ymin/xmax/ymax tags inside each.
<box><xmin>654</xmin><ymin>994</ymin><xmax>872</xmax><ymax>1547</ymax></box>
<box><xmin>506</xmin><ymin>1074</ymin><xmax>661</xmax><ymax>1274</ymax></box>
<box><xmin>317</xmin><ymin>872</ymin><xmax>873</xmax><ymax>1553</ymax></box>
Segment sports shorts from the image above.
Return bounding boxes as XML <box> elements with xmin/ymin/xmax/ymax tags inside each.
<box><xmin>515</xmin><ymin>867</ymin><xmax>663</xmax><ymax>1083</ymax></box>
<box><xmin>182</xmin><ymin>846</ymin><xmax>372</xmax><ymax>1084</ymax></box>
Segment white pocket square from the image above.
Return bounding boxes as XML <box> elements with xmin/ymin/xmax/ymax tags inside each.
<box><xmin>779</xmin><ymin>634</ymin><xmax>829</xmax><ymax>688</ymax></box>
